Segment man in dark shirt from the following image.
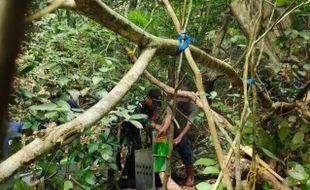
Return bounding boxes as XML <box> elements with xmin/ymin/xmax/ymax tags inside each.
<box><xmin>117</xmin><ymin>88</ymin><xmax>162</xmax><ymax>188</ymax></box>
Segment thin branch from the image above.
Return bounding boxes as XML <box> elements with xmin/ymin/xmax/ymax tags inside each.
<box><xmin>183</xmin><ymin>0</ymin><xmax>192</xmax><ymax>31</ymax></box>
<box><xmin>213</xmin><ymin>139</ymin><xmax>236</xmax><ymax>190</ymax></box>
<box><xmin>69</xmin><ymin>176</ymin><xmax>88</xmax><ymax>190</ymax></box>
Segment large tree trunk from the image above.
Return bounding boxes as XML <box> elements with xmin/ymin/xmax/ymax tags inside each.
<box><xmin>0</xmin><ymin>0</ymin><xmax>30</xmax><ymax>158</ymax></box>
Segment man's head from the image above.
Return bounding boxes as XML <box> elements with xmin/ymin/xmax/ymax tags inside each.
<box><xmin>145</xmin><ymin>88</ymin><xmax>162</xmax><ymax>110</ymax></box>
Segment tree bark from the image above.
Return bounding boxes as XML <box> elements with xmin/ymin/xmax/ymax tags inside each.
<box><xmin>0</xmin><ymin>0</ymin><xmax>30</xmax><ymax>158</ymax></box>
<box><xmin>212</xmin><ymin>11</ymin><xmax>230</xmax><ymax>57</ymax></box>
<box><xmin>0</xmin><ymin>48</ymin><xmax>156</xmax><ymax>182</ymax></box>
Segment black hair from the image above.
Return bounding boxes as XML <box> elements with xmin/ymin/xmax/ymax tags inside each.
<box><xmin>147</xmin><ymin>88</ymin><xmax>161</xmax><ymax>99</ymax></box>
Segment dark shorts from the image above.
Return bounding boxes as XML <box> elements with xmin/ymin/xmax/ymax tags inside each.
<box><xmin>175</xmin><ymin>135</ymin><xmax>192</xmax><ymax>166</ymax></box>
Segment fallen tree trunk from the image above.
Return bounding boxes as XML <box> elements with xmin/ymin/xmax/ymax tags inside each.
<box><xmin>0</xmin><ymin>48</ymin><xmax>156</xmax><ymax>182</ymax></box>
<box><xmin>227</xmin><ymin>157</ymin><xmax>290</xmax><ymax>190</ymax></box>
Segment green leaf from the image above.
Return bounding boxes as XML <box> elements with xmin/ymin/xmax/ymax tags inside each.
<box><xmin>29</xmin><ymin>103</ymin><xmax>57</xmax><ymax>111</ymax></box>
<box><xmin>288</xmin><ymin>115</ymin><xmax>297</xmax><ymax>123</ymax></box>
<box><xmin>298</xmin><ymin>70</ymin><xmax>307</xmax><ymax>76</ymax></box>
<box><xmin>129</xmin><ymin>113</ymin><xmax>148</xmax><ymax>120</ymax></box>
<box><xmin>292</xmin><ymin>132</ymin><xmax>304</xmax><ymax>145</ymax></box>
<box><xmin>299</xmin><ymin>31</ymin><xmax>310</xmax><ymax>40</ymax></box>
<box><xmin>13</xmin><ymin>180</ymin><xmax>34</xmax><ymax>190</ymax></box>
<box><xmin>63</xmin><ymin>180</ymin><xmax>73</xmax><ymax>190</ymax></box>
<box><xmin>289</xmin><ymin>171</ymin><xmax>306</xmax><ymax>181</ymax></box>
<box><xmin>37</xmin><ymin>94</ymin><xmax>49</xmax><ymax>99</ymax></box>
<box><xmin>85</xmin><ymin>173</ymin><xmax>96</xmax><ymax>185</ymax></box>
<box><xmin>128</xmin><ymin>10</ymin><xmax>150</xmax><ymax>28</ymax></box>
<box><xmin>81</xmin><ymin>88</ymin><xmax>90</xmax><ymax>96</ymax></box>
<box><xmin>92</xmin><ymin>76</ymin><xmax>103</xmax><ymax>85</ymax></box>
<box><xmin>287</xmin><ymin>162</ymin><xmax>309</xmax><ymax>181</ymax></box>
<box><xmin>55</xmin><ymin>100</ymin><xmax>71</xmax><ymax>111</ymax></box>
<box><xmin>44</xmin><ymin>111</ymin><xmax>59</xmax><ymax>119</ymax></box>
<box><xmin>99</xmin><ymin>67</ymin><xmax>110</xmax><ymax>73</ymax></box>
<box><xmin>88</xmin><ymin>143</ymin><xmax>99</xmax><ymax>153</ymax></box>
<box><xmin>278</xmin><ymin>126</ymin><xmax>291</xmax><ymax>142</ymax></box>
<box><xmin>202</xmin><ymin>166</ymin><xmax>220</xmax><ymax>175</ymax></box>
<box><xmin>279</xmin><ymin>119</ymin><xmax>289</xmax><ymax>128</ymax></box>
<box><xmin>260</xmin><ymin>148</ymin><xmax>284</xmax><ymax>165</ymax></box>
<box><xmin>57</xmin><ymin>76</ymin><xmax>70</xmax><ymax>87</ymax></box>
<box><xmin>227</xmin><ymin>93</ymin><xmax>240</xmax><ymax>97</ymax></box>
<box><xmin>19</xmin><ymin>87</ymin><xmax>34</xmax><ymax>98</ymax></box>
<box><xmin>194</xmin><ymin>158</ymin><xmax>217</xmax><ymax>166</ymax></box>
<box><xmin>217</xmin><ymin>182</ymin><xmax>224</xmax><ymax>190</ymax></box>
<box><xmin>101</xmin><ymin>149</ymin><xmax>113</xmax><ymax>161</ymax></box>
<box><xmin>305</xmin><ymin>179</ymin><xmax>310</xmax><ymax>189</ymax></box>
<box><xmin>67</xmin><ymin>89</ymin><xmax>80</xmax><ymax>101</ymax></box>
<box><xmin>209</xmin><ymin>91</ymin><xmax>218</xmax><ymax>99</ymax></box>
<box><xmin>129</xmin><ymin>120</ymin><xmax>143</xmax><ymax>129</ymax></box>
<box><xmin>60</xmin><ymin>158</ymin><xmax>68</xmax><ymax>165</ymax></box>
<box><xmin>196</xmin><ymin>182</ymin><xmax>212</xmax><ymax>190</ymax></box>
<box><xmin>105</xmin><ymin>57</ymin><xmax>119</xmax><ymax>63</ymax></box>
<box><xmin>95</xmin><ymin>89</ymin><xmax>108</xmax><ymax>99</ymax></box>
<box><xmin>303</xmin><ymin>64</ymin><xmax>310</xmax><ymax>71</ymax></box>
<box><xmin>262</xmin><ymin>181</ymin><xmax>272</xmax><ymax>190</ymax></box>
<box><xmin>19</xmin><ymin>63</ymin><xmax>36</xmax><ymax>75</ymax></box>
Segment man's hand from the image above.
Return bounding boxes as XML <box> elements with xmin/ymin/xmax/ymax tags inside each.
<box><xmin>173</xmin><ymin>136</ymin><xmax>182</xmax><ymax>145</ymax></box>
<box><xmin>156</xmin><ymin>128</ymin><xmax>166</xmax><ymax>137</ymax></box>
<box><xmin>150</xmin><ymin>121</ymin><xmax>161</xmax><ymax>131</ymax></box>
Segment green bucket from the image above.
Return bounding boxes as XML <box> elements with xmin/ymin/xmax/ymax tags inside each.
<box><xmin>154</xmin><ymin>136</ymin><xmax>168</xmax><ymax>172</ymax></box>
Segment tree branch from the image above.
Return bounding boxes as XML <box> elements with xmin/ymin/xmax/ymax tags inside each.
<box><xmin>69</xmin><ymin>0</ymin><xmax>242</xmax><ymax>86</ymax></box>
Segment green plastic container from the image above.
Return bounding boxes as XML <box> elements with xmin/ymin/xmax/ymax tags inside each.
<box><xmin>154</xmin><ymin>136</ymin><xmax>169</xmax><ymax>172</ymax></box>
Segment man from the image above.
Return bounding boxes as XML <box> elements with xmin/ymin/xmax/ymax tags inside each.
<box><xmin>2</xmin><ymin>122</ymin><xmax>23</xmax><ymax>157</ymax></box>
<box><xmin>157</xmin><ymin>84</ymin><xmax>197</xmax><ymax>186</ymax></box>
<box><xmin>117</xmin><ymin>88</ymin><xmax>162</xmax><ymax>188</ymax></box>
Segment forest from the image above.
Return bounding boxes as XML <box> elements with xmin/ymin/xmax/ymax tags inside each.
<box><xmin>0</xmin><ymin>0</ymin><xmax>309</xmax><ymax>189</ymax></box>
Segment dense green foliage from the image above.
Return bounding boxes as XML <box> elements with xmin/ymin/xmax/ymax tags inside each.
<box><xmin>1</xmin><ymin>0</ymin><xmax>310</xmax><ymax>189</ymax></box>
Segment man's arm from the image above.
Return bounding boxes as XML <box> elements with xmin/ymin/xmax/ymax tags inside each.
<box><xmin>173</xmin><ymin>123</ymin><xmax>192</xmax><ymax>145</ymax></box>
<box><xmin>150</xmin><ymin>113</ymin><xmax>172</xmax><ymax>132</ymax></box>
<box><xmin>174</xmin><ymin>102</ymin><xmax>197</xmax><ymax>145</ymax></box>
<box><xmin>154</xmin><ymin>104</ymin><xmax>173</xmax><ymax>136</ymax></box>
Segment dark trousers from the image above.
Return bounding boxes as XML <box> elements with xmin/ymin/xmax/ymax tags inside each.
<box><xmin>175</xmin><ymin>135</ymin><xmax>193</xmax><ymax>166</ymax></box>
